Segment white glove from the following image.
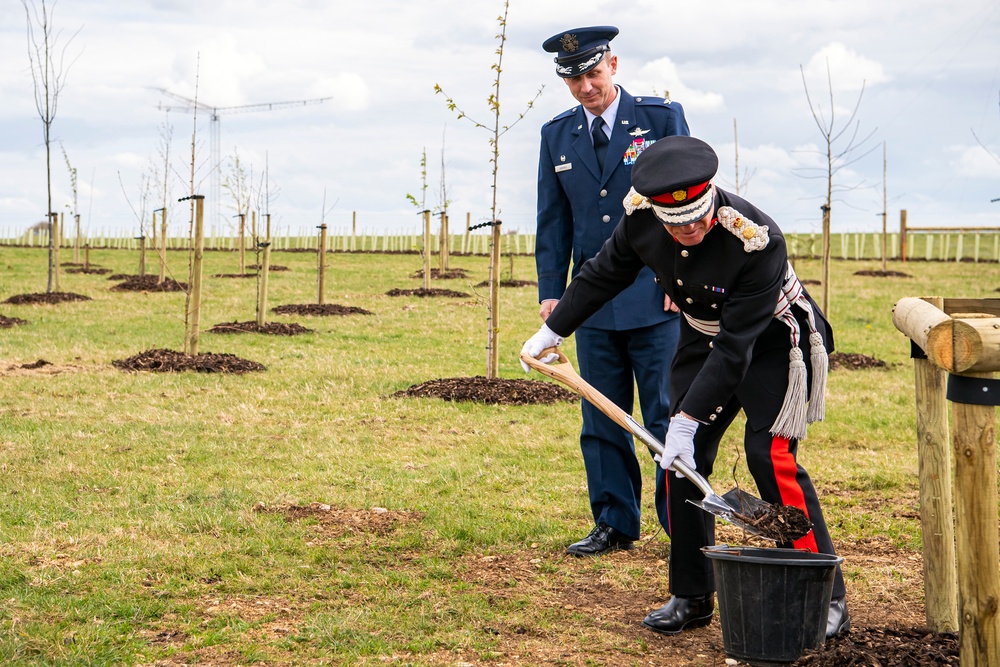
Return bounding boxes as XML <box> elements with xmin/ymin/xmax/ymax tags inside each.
<box><xmin>654</xmin><ymin>413</ymin><xmax>698</xmax><ymax>478</ymax></box>
<box><xmin>519</xmin><ymin>323</ymin><xmax>564</xmax><ymax>372</ymax></box>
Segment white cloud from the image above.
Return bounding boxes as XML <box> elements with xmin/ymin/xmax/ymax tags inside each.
<box><xmin>626</xmin><ymin>57</ymin><xmax>725</xmax><ymax>113</ymax></box>
<box><xmin>953</xmin><ymin>144</ymin><xmax>1000</xmax><ymax>179</ymax></box>
<box><xmin>801</xmin><ymin>42</ymin><xmax>889</xmax><ymax>94</ymax></box>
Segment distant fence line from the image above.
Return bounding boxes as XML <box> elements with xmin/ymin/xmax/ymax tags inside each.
<box><xmin>3</xmin><ymin>229</ymin><xmax>1000</xmax><ymax>263</ymax></box>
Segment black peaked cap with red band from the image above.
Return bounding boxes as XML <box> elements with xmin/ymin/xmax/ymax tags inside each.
<box><xmin>631</xmin><ymin>136</ymin><xmax>720</xmax><ymax>211</ymax></box>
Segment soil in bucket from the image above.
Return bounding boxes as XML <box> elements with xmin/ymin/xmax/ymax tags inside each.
<box><xmin>703</xmin><ymin>545</ymin><xmax>843</xmax><ymax>666</ymax></box>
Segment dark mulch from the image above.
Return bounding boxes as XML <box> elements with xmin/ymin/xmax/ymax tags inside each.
<box><xmin>212</xmin><ymin>273</ymin><xmax>257</xmax><ymax>278</ymax></box>
<box><xmin>722</xmin><ymin>489</ymin><xmax>813</xmax><ymax>542</ymax></box>
<box><xmin>247</xmin><ymin>264</ymin><xmax>289</xmax><ymax>271</ymax></box>
<box><xmin>272</xmin><ymin>303</ymin><xmax>373</xmax><ymax>316</ymax></box>
<box><xmin>410</xmin><ymin>268</ymin><xmax>469</xmax><ymax>280</ymax></box>
<box><xmin>206</xmin><ymin>320</ymin><xmax>314</xmax><ymax>336</ymax></box>
<box><xmin>386</xmin><ymin>287</ymin><xmax>470</xmax><ymax>298</ymax></box>
<box><xmin>3</xmin><ymin>292</ymin><xmax>91</xmax><ymax>305</ymax></box>
<box><xmin>65</xmin><ymin>267</ymin><xmax>111</xmax><ymax>275</ymax></box>
<box><xmin>854</xmin><ymin>270</ymin><xmax>912</xmax><ymax>278</ymax></box>
<box><xmin>111</xmin><ymin>348</ymin><xmax>266</xmax><ymax>373</ymax></box>
<box><xmin>795</xmin><ymin>626</ymin><xmax>959</xmax><ymax>666</ymax></box>
<box><xmin>18</xmin><ymin>359</ymin><xmax>51</xmax><ymax>369</ymax></box>
<box><xmin>392</xmin><ymin>376</ymin><xmax>579</xmax><ymax>405</ymax></box>
<box><xmin>829</xmin><ymin>352</ymin><xmax>888</xmax><ymax>370</ymax></box>
<box><xmin>0</xmin><ymin>315</ymin><xmax>28</xmax><ymax>327</ymax></box>
<box><xmin>475</xmin><ymin>279</ymin><xmax>538</xmax><ymax>288</ymax></box>
<box><xmin>109</xmin><ymin>275</ymin><xmax>188</xmax><ymax>292</ymax></box>
<box><xmin>801</xmin><ymin>279</ymin><xmax>821</xmax><ymax>285</ymax></box>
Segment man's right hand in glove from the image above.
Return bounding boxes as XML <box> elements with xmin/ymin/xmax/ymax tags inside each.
<box><xmin>519</xmin><ymin>323</ymin><xmax>563</xmax><ymax>372</ymax></box>
<box><xmin>654</xmin><ymin>413</ymin><xmax>698</xmax><ymax>478</ymax></box>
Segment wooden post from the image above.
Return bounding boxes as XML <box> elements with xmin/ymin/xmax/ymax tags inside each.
<box><xmin>256</xmin><ymin>213</ymin><xmax>272</xmax><ymax>327</ymax></box>
<box><xmin>237</xmin><ymin>213</ymin><xmax>247</xmax><ymax>274</ymax></box>
<box><xmin>352</xmin><ymin>211</ymin><xmax>357</xmax><ymax>251</ymax></box>
<box><xmin>820</xmin><ymin>205</ymin><xmax>831</xmax><ymax>315</ymax></box>
<box><xmin>439</xmin><ymin>211</ymin><xmax>449</xmax><ymax>272</ymax></box>
<box><xmin>422</xmin><ymin>210</ymin><xmax>431</xmax><ymax>290</ymax></box>
<box><xmin>487</xmin><ymin>218</ymin><xmax>502</xmax><ymax>378</ymax></box>
<box><xmin>137</xmin><ymin>235</ymin><xmax>146</xmax><ymax>277</ymax></box>
<box><xmin>73</xmin><ymin>213</ymin><xmax>81</xmax><ymax>264</ymax></box>
<box><xmin>900</xmin><ymin>210</ymin><xmax>908</xmax><ymax>263</ymax></box>
<box><xmin>952</xmin><ymin>371</ymin><xmax>1000</xmax><ymax>665</ymax></box>
<box><xmin>317</xmin><ymin>224</ymin><xmax>327</xmax><ymax>305</ymax></box>
<box><xmin>912</xmin><ymin>296</ymin><xmax>959</xmax><ymax>632</ymax></box>
<box><xmin>156</xmin><ymin>207</ymin><xmax>168</xmax><ymax>285</ymax></box>
<box><xmin>186</xmin><ymin>196</ymin><xmax>206</xmax><ymax>356</ymax></box>
<box><xmin>464</xmin><ymin>212</ymin><xmax>471</xmax><ymax>255</ymax></box>
<box><xmin>84</xmin><ymin>243</ymin><xmax>90</xmax><ymax>271</ymax></box>
<box><xmin>50</xmin><ymin>212</ymin><xmax>61</xmax><ymax>291</ymax></box>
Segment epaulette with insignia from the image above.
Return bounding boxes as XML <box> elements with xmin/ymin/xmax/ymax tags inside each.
<box><xmin>545</xmin><ymin>107</ymin><xmax>577</xmax><ymax>125</ymax></box>
<box><xmin>717</xmin><ymin>206</ymin><xmax>768</xmax><ymax>252</ymax></box>
<box><xmin>634</xmin><ymin>96</ymin><xmax>665</xmax><ymax>106</ymax></box>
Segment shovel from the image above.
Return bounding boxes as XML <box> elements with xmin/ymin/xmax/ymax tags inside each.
<box><xmin>520</xmin><ymin>347</ymin><xmax>801</xmax><ymax>541</ymax></box>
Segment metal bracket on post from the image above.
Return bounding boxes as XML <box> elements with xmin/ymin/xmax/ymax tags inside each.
<box><xmin>947</xmin><ymin>374</ymin><xmax>1000</xmax><ymax>406</ymax></box>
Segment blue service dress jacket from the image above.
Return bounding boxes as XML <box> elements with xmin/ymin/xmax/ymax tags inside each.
<box><xmin>535</xmin><ymin>87</ymin><xmax>689</xmax><ymax>330</ymax></box>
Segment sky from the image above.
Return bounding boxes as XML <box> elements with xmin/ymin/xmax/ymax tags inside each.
<box><xmin>2</xmin><ymin>0</ymin><xmax>1000</xmax><ymax>241</ymax></box>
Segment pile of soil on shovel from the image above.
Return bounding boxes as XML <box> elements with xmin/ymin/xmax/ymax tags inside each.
<box><xmin>410</xmin><ymin>268</ymin><xmax>469</xmax><ymax>280</ymax></box>
<box><xmin>738</xmin><ymin>503</ymin><xmax>813</xmax><ymax>542</ymax></box>
<box><xmin>797</xmin><ymin>626</ymin><xmax>959</xmax><ymax>666</ymax></box>
<box><xmin>830</xmin><ymin>352</ymin><xmax>887</xmax><ymax>370</ymax></box>
<box><xmin>475</xmin><ymin>278</ymin><xmax>538</xmax><ymax>288</ymax></box>
<box><xmin>272</xmin><ymin>303</ymin><xmax>373</xmax><ymax>316</ymax></box>
<box><xmin>65</xmin><ymin>267</ymin><xmax>111</xmax><ymax>275</ymax></box>
<box><xmin>3</xmin><ymin>292</ymin><xmax>91</xmax><ymax>305</ymax></box>
<box><xmin>0</xmin><ymin>315</ymin><xmax>28</xmax><ymax>328</ymax></box>
<box><xmin>112</xmin><ymin>348</ymin><xmax>265</xmax><ymax>374</ymax></box>
<box><xmin>109</xmin><ymin>275</ymin><xmax>187</xmax><ymax>292</ymax></box>
<box><xmin>248</xmin><ymin>264</ymin><xmax>289</xmax><ymax>271</ymax></box>
<box><xmin>386</xmin><ymin>287</ymin><xmax>470</xmax><ymax>298</ymax></box>
<box><xmin>205</xmin><ymin>321</ymin><xmax>314</xmax><ymax>336</ymax></box>
<box><xmin>393</xmin><ymin>377</ymin><xmax>579</xmax><ymax>405</ymax></box>
<box><xmin>854</xmin><ymin>269</ymin><xmax>912</xmax><ymax>278</ymax></box>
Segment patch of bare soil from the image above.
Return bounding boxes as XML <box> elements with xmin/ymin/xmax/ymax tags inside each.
<box><xmin>854</xmin><ymin>270</ymin><xmax>912</xmax><ymax>278</ymax></box>
<box><xmin>801</xmin><ymin>279</ymin><xmax>821</xmax><ymax>285</ymax></box>
<box><xmin>253</xmin><ymin>502</ymin><xmax>424</xmax><ymax>539</ymax></box>
<box><xmin>65</xmin><ymin>267</ymin><xmax>111</xmax><ymax>275</ymax></box>
<box><xmin>476</xmin><ymin>279</ymin><xmax>538</xmax><ymax>288</ymax></box>
<box><xmin>247</xmin><ymin>264</ymin><xmax>289</xmax><ymax>271</ymax></box>
<box><xmin>205</xmin><ymin>321</ymin><xmax>314</xmax><ymax>335</ymax></box>
<box><xmin>3</xmin><ymin>292</ymin><xmax>91</xmax><ymax>305</ymax></box>
<box><xmin>410</xmin><ymin>268</ymin><xmax>469</xmax><ymax>279</ymax></box>
<box><xmin>798</xmin><ymin>627</ymin><xmax>958</xmax><ymax>666</ymax></box>
<box><xmin>271</xmin><ymin>303</ymin><xmax>373</xmax><ymax>316</ymax></box>
<box><xmin>1</xmin><ymin>360</ymin><xmax>82</xmax><ymax>376</ymax></box>
<box><xmin>386</xmin><ymin>287</ymin><xmax>470</xmax><ymax>298</ymax></box>
<box><xmin>829</xmin><ymin>352</ymin><xmax>888</xmax><ymax>370</ymax></box>
<box><xmin>212</xmin><ymin>272</ymin><xmax>257</xmax><ymax>278</ymax></box>
<box><xmin>392</xmin><ymin>376</ymin><xmax>579</xmax><ymax>405</ymax></box>
<box><xmin>109</xmin><ymin>275</ymin><xmax>187</xmax><ymax>292</ymax></box>
<box><xmin>0</xmin><ymin>315</ymin><xmax>28</xmax><ymax>327</ymax></box>
<box><xmin>111</xmin><ymin>348</ymin><xmax>266</xmax><ymax>373</ymax></box>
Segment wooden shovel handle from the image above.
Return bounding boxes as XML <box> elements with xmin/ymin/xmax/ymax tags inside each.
<box><xmin>519</xmin><ymin>347</ymin><xmax>633</xmax><ymax>433</ymax></box>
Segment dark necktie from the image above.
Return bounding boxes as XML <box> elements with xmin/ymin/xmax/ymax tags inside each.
<box><xmin>591</xmin><ymin>116</ymin><xmax>609</xmax><ymax>166</ymax></box>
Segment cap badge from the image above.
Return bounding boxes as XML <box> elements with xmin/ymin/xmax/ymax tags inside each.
<box><xmin>672</xmin><ymin>190</ymin><xmax>688</xmax><ymax>202</ymax></box>
<box><xmin>560</xmin><ymin>33</ymin><xmax>579</xmax><ymax>52</ymax></box>
<box><xmin>717</xmin><ymin>206</ymin><xmax>768</xmax><ymax>252</ymax></box>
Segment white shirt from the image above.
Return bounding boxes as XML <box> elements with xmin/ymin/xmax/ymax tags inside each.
<box><xmin>582</xmin><ymin>85</ymin><xmax>621</xmax><ymax>145</ymax></box>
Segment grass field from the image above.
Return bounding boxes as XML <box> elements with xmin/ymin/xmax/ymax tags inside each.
<box><xmin>0</xmin><ymin>245</ymin><xmax>994</xmax><ymax>666</ymax></box>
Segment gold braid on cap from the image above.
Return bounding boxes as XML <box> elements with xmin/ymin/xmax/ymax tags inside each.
<box><xmin>717</xmin><ymin>206</ymin><xmax>768</xmax><ymax>252</ymax></box>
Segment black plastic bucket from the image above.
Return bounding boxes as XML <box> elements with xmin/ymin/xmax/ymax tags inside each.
<box><xmin>703</xmin><ymin>545</ymin><xmax>843</xmax><ymax>666</ymax></box>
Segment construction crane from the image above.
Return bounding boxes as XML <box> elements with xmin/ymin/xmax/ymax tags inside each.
<box><xmin>157</xmin><ymin>89</ymin><xmax>332</xmax><ymax>228</ymax></box>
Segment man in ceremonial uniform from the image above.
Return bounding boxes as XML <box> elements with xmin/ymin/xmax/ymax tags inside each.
<box><xmin>523</xmin><ymin>135</ymin><xmax>849</xmax><ymax>638</ymax></box>
<box><xmin>534</xmin><ymin>26</ymin><xmax>689</xmax><ymax>556</ymax></box>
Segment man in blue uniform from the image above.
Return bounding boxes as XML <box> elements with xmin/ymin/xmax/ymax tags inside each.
<box><xmin>522</xmin><ymin>135</ymin><xmax>849</xmax><ymax>638</ymax></box>
<box><xmin>534</xmin><ymin>26</ymin><xmax>690</xmax><ymax>557</ymax></box>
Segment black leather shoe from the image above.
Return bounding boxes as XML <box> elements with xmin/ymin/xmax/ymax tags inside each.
<box><xmin>565</xmin><ymin>523</ymin><xmax>634</xmax><ymax>556</ymax></box>
<box><xmin>826</xmin><ymin>596</ymin><xmax>850</xmax><ymax>638</ymax></box>
<box><xmin>642</xmin><ymin>594</ymin><xmax>715</xmax><ymax>635</ymax></box>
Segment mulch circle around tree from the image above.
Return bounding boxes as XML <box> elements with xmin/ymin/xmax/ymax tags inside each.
<box><xmin>829</xmin><ymin>352</ymin><xmax>888</xmax><ymax>370</ymax></box>
<box><xmin>0</xmin><ymin>315</ymin><xmax>28</xmax><ymax>328</ymax></box>
<box><xmin>392</xmin><ymin>376</ymin><xmax>579</xmax><ymax>405</ymax></box>
<box><xmin>854</xmin><ymin>269</ymin><xmax>912</xmax><ymax>278</ymax></box>
<box><xmin>17</xmin><ymin>359</ymin><xmax>50</xmax><ymax>369</ymax></box>
<box><xmin>386</xmin><ymin>287</ymin><xmax>470</xmax><ymax>298</ymax></box>
<box><xmin>109</xmin><ymin>275</ymin><xmax>188</xmax><ymax>292</ymax></box>
<box><xmin>3</xmin><ymin>292</ymin><xmax>92</xmax><ymax>305</ymax></box>
<box><xmin>206</xmin><ymin>321</ymin><xmax>314</xmax><ymax>336</ymax></box>
<box><xmin>272</xmin><ymin>303</ymin><xmax>373</xmax><ymax>316</ymax></box>
<box><xmin>111</xmin><ymin>348</ymin><xmax>266</xmax><ymax>373</ymax></box>
<box><xmin>212</xmin><ymin>273</ymin><xmax>257</xmax><ymax>278</ymax></box>
<box><xmin>248</xmin><ymin>264</ymin><xmax>289</xmax><ymax>271</ymax></box>
<box><xmin>801</xmin><ymin>279</ymin><xmax>821</xmax><ymax>285</ymax></box>
<box><xmin>475</xmin><ymin>279</ymin><xmax>538</xmax><ymax>288</ymax></box>
<box><xmin>65</xmin><ymin>267</ymin><xmax>112</xmax><ymax>275</ymax></box>
<box><xmin>796</xmin><ymin>626</ymin><xmax>959</xmax><ymax>666</ymax></box>
<box><xmin>410</xmin><ymin>268</ymin><xmax>469</xmax><ymax>280</ymax></box>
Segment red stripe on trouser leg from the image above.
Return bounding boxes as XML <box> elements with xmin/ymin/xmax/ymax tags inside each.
<box><xmin>769</xmin><ymin>435</ymin><xmax>819</xmax><ymax>552</ymax></box>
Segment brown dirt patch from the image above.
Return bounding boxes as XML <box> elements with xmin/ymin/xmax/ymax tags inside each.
<box><xmin>854</xmin><ymin>270</ymin><xmax>912</xmax><ymax>278</ymax></box>
<box><xmin>248</xmin><ymin>264</ymin><xmax>289</xmax><ymax>271</ymax></box>
<box><xmin>829</xmin><ymin>352</ymin><xmax>888</xmax><ymax>370</ymax></box>
<box><xmin>0</xmin><ymin>315</ymin><xmax>28</xmax><ymax>327</ymax></box>
<box><xmin>205</xmin><ymin>320</ymin><xmax>314</xmax><ymax>335</ymax></box>
<box><xmin>111</xmin><ymin>348</ymin><xmax>266</xmax><ymax>373</ymax></box>
<box><xmin>254</xmin><ymin>502</ymin><xmax>424</xmax><ymax>539</ymax></box>
<box><xmin>271</xmin><ymin>303</ymin><xmax>373</xmax><ymax>316</ymax></box>
<box><xmin>109</xmin><ymin>275</ymin><xmax>188</xmax><ymax>292</ymax></box>
<box><xmin>798</xmin><ymin>627</ymin><xmax>958</xmax><ymax>666</ymax></box>
<box><xmin>212</xmin><ymin>272</ymin><xmax>257</xmax><ymax>278</ymax></box>
<box><xmin>476</xmin><ymin>279</ymin><xmax>539</xmax><ymax>288</ymax></box>
<box><xmin>386</xmin><ymin>287</ymin><xmax>471</xmax><ymax>298</ymax></box>
<box><xmin>65</xmin><ymin>267</ymin><xmax>112</xmax><ymax>275</ymax></box>
<box><xmin>801</xmin><ymin>279</ymin><xmax>821</xmax><ymax>285</ymax></box>
<box><xmin>392</xmin><ymin>376</ymin><xmax>579</xmax><ymax>405</ymax></box>
<box><xmin>410</xmin><ymin>268</ymin><xmax>470</xmax><ymax>279</ymax></box>
<box><xmin>3</xmin><ymin>292</ymin><xmax>91</xmax><ymax>305</ymax></box>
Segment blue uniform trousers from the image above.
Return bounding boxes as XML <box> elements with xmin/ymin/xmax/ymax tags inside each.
<box><xmin>574</xmin><ymin>318</ymin><xmax>679</xmax><ymax>540</ymax></box>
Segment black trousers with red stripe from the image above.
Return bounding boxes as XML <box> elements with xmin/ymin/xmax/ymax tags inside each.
<box><xmin>656</xmin><ymin>394</ymin><xmax>847</xmax><ymax>600</ymax></box>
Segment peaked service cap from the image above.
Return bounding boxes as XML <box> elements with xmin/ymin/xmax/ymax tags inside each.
<box><xmin>542</xmin><ymin>26</ymin><xmax>618</xmax><ymax>78</ymax></box>
<box><xmin>631</xmin><ymin>136</ymin><xmax>720</xmax><ymax>226</ymax></box>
